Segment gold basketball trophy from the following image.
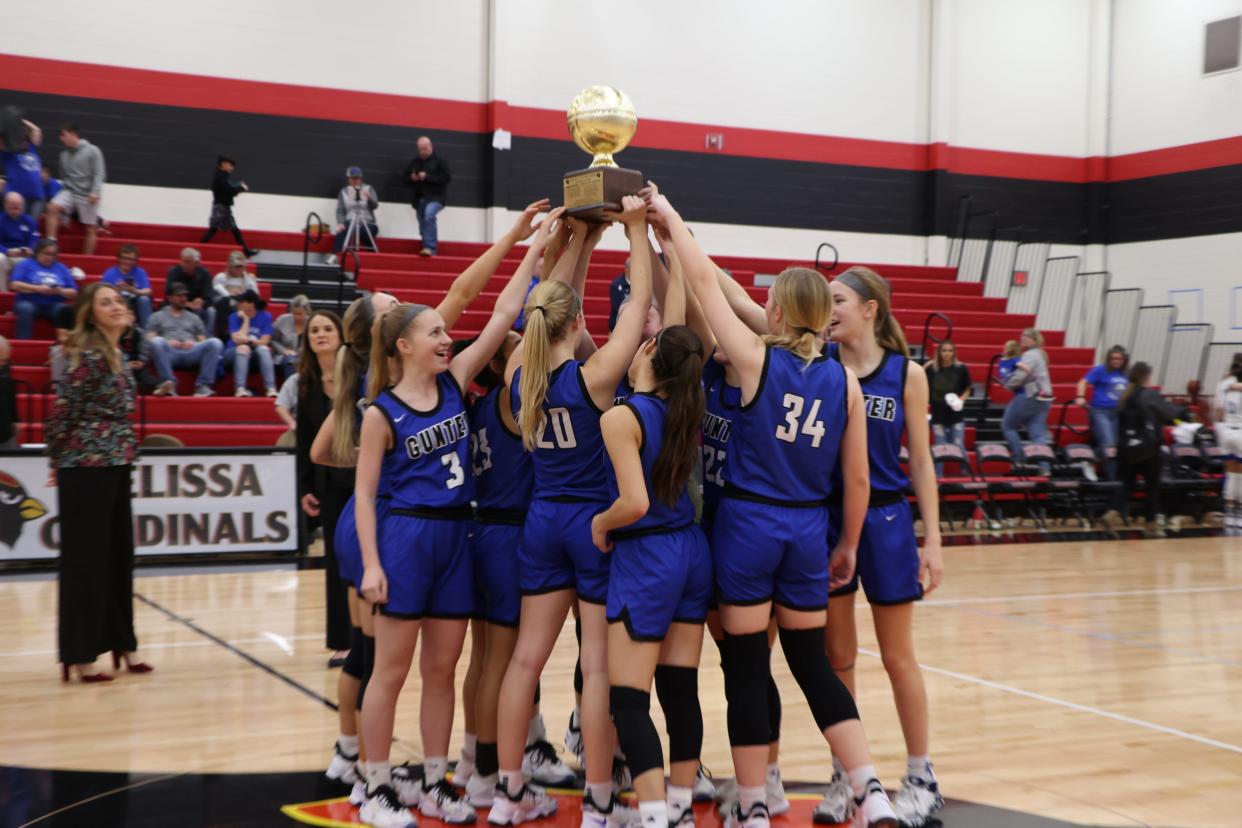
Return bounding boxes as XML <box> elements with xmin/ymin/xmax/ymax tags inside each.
<box><xmin>563</xmin><ymin>86</ymin><xmax>644</xmax><ymax>221</ymax></box>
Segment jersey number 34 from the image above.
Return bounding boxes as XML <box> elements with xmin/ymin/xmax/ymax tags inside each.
<box><xmin>775</xmin><ymin>393</ymin><xmax>826</xmax><ymax>448</ymax></box>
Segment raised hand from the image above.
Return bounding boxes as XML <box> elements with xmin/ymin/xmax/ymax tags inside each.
<box><xmin>603</xmin><ymin>194</ymin><xmax>648</xmax><ymax>228</ymax></box>
<box><xmin>509</xmin><ymin>198</ymin><xmax>553</xmax><ymax>241</ymax></box>
<box><xmin>531</xmin><ymin>206</ymin><xmax>567</xmax><ymax>253</ymax></box>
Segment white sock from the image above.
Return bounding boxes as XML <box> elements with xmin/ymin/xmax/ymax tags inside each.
<box><xmin>366</xmin><ymin>761</ymin><xmax>392</xmax><ymax>793</ymax></box>
<box><xmin>588</xmin><ymin>782</ymin><xmax>613</xmax><ymax>809</ymax></box>
<box><xmin>738</xmin><ymin>784</ymin><xmax>765</xmax><ymax>812</ymax></box>
<box><xmin>638</xmin><ymin>800</ymin><xmax>667</xmax><ymax>828</ymax></box>
<box><xmin>500</xmin><ymin>768</ymin><xmax>524</xmax><ymax>796</ymax></box>
<box><xmin>666</xmin><ymin>784</ymin><xmax>693</xmax><ymax>813</ymax></box>
<box><xmin>461</xmin><ymin>733</ymin><xmax>477</xmax><ymax>760</ymax></box>
<box><xmin>765</xmin><ymin>763</ymin><xmax>782</xmax><ymax>785</ymax></box>
<box><xmin>424</xmin><ymin>756</ymin><xmax>448</xmax><ymax>786</ymax></box>
<box><xmin>338</xmin><ymin>734</ymin><xmax>359</xmax><ymax>755</ymax></box>
<box><xmin>527</xmin><ymin>712</ymin><xmax>547</xmax><ymax>746</ymax></box>
<box><xmin>848</xmin><ymin>764</ymin><xmax>878</xmax><ymax>799</ymax></box>
<box><xmin>907</xmin><ymin>754</ymin><xmax>934</xmax><ymax>781</ymax></box>
<box><xmin>832</xmin><ymin>756</ymin><xmax>846</xmax><ymax>780</ymax></box>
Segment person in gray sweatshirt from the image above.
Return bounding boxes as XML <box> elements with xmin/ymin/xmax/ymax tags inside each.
<box><xmin>325</xmin><ymin>166</ymin><xmax>378</xmax><ymax>265</ymax></box>
<box><xmin>45</xmin><ymin>122</ymin><xmax>106</xmax><ymax>255</ymax></box>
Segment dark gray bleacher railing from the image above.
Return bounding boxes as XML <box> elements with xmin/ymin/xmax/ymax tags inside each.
<box><xmin>814</xmin><ymin>242</ymin><xmax>839</xmax><ymax>273</ymax></box>
<box><xmin>1065</xmin><ymin>271</ymin><xmax>1109</xmax><ymax>350</ymax></box>
<box><xmin>920</xmin><ymin>312</ymin><xmax>953</xmax><ymax>362</ymax></box>
<box><xmin>1202</xmin><ymin>342</ymin><xmax>1242</xmax><ymax>400</ymax></box>
<box><xmin>1131</xmin><ymin>305</ymin><xmax>1177</xmax><ymax>388</ymax></box>
<box><xmin>302</xmin><ymin>211</ymin><xmax>324</xmax><ymax>285</ymax></box>
<box><xmin>337</xmin><ymin>249</ymin><xmax>360</xmax><ymax>313</ymax></box>
<box><xmin>1033</xmin><ymin>256</ymin><xmax>1080</xmax><ymax>332</ymax></box>
<box><xmin>975</xmin><ymin>352</ymin><xmax>1004</xmax><ymax>433</ymax></box>
<box><xmin>1099</xmin><ymin>288</ymin><xmax>1143</xmax><ymax>360</ymax></box>
<box><xmin>1006</xmin><ymin>241</ymin><xmax>1051</xmax><ymax>316</ymax></box>
<box><xmin>1162</xmin><ymin>324</ymin><xmax>1214</xmax><ymax>391</ymax></box>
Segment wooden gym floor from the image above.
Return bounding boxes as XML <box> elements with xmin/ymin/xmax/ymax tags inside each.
<box><xmin>1</xmin><ymin>536</ymin><xmax>1239</xmax><ymax>827</ymax></box>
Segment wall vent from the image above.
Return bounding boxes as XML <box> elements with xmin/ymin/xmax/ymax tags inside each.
<box><xmin>1204</xmin><ymin>16</ymin><xmax>1241</xmax><ymax>75</ymax></box>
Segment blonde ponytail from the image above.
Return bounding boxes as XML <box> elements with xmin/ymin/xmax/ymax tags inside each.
<box><xmin>330</xmin><ymin>297</ymin><xmax>375</xmax><ymax>465</ymax></box>
<box><xmin>518</xmin><ymin>281</ymin><xmax>581</xmax><ymax>450</ymax></box>
<box><xmin>762</xmin><ymin>267</ymin><xmax>830</xmax><ymax>365</ymax></box>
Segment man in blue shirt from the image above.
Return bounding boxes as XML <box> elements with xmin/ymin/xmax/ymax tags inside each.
<box><xmin>226</xmin><ymin>289</ymin><xmax>276</xmax><ymax>397</ymax></box>
<box><xmin>1</xmin><ymin>192</ymin><xmax>39</xmax><ymax>287</ymax></box>
<box><xmin>101</xmin><ymin>243</ymin><xmax>154</xmax><ymax>327</ymax></box>
<box><xmin>9</xmin><ymin>239</ymin><xmax>77</xmax><ymax>339</ymax></box>
<box><xmin>0</xmin><ymin>119</ymin><xmax>45</xmax><ymax>215</ymax></box>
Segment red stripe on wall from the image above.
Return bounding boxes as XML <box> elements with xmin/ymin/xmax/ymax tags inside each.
<box><xmin>4</xmin><ymin>54</ymin><xmax>1241</xmax><ymax>184</ymax></box>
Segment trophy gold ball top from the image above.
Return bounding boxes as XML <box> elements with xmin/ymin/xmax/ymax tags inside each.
<box><xmin>567</xmin><ymin>85</ymin><xmax>638</xmax><ymax>169</ymax></box>
<box><xmin>563</xmin><ymin>85</ymin><xmax>643</xmax><ymax>220</ymax></box>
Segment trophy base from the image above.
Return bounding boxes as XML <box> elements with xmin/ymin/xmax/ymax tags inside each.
<box><xmin>563</xmin><ymin>167</ymin><xmax>644</xmax><ymax>222</ymax></box>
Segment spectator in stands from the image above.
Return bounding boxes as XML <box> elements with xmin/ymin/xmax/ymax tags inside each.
<box><xmin>201</xmin><ymin>154</ymin><xmax>258</xmax><ymax>257</ymax></box>
<box><xmin>0</xmin><ymin>118</ymin><xmax>45</xmax><ymax>217</ymax></box>
<box><xmin>45</xmin><ymin>123</ymin><xmax>106</xmax><ymax>255</ymax></box>
<box><xmin>226</xmin><ymin>289</ymin><xmax>276</xmax><ymax>397</ymax></box>
<box><xmin>1076</xmin><ymin>345</ymin><xmax>1130</xmax><ymax>480</ymax></box>
<box><xmin>146</xmin><ymin>283</ymin><xmax>222</xmax><ymax>397</ymax></box>
<box><xmin>101</xmin><ymin>244</ymin><xmax>154</xmax><ymax>327</ymax></box>
<box><xmin>608</xmin><ymin>258</ymin><xmax>631</xmax><ymax>331</ymax></box>
<box><xmin>1001</xmin><ymin>328</ymin><xmax>1053</xmax><ymax>473</ymax></box>
<box><xmin>924</xmin><ymin>340</ymin><xmax>972</xmax><ymax>468</ymax></box>
<box><xmin>166</xmin><ymin>248</ymin><xmax>216</xmax><ymax>331</ymax></box>
<box><xmin>10</xmin><ymin>239</ymin><xmax>77</xmax><ymax>340</ymax></box>
<box><xmin>404</xmin><ymin>135</ymin><xmax>450</xmax><ymax>257</ymax></box>
<box><xmin>997</xmin><ymin>339</ymin><xmax>1021</xmax><ymax>386</ymax></box>
<box><xmin>1103</xmin><ymin>361</ymin><xmax>1189</xmax><ymax>538</ymax></box>
<box><xmin>48</xmin><ymin>311</ymin><xmax>76</xmax><ymax>384</ymax></box>
<box><xmin>0</xmin><ymin>335</ymin><xmax>17</xmax><ymax>449</ymax></box>
<box><xmin>272</xmin><ymin>294</ymin><xmax>310</xmax><ymax>378</ymax></box>
<box><xmin>275</xmin><ymin>372</ymin><xmax>298</xmax><ymax>431</ymax></box>
<box><xmin>325</xmin><ymin>167</ymin><xmax>378</xmax><ymax>266</ymax></box>
<box><xmin>1214</xmin><ymin>354</ymin><xmax>1242</xmax><ymax>535</ymax></box>
<box><xmin>41</xmin><ymin>163</ymin><xmax>61</xmax><ymax>202</ymax></box>
<box><xmin>1</xmin><ymin>192</ymin><xmax>39</xmax><ymax>288</ymax></box>
<box><xmin>118</xmin><ymin>306</ymin><xmax>153</xmax><ymax>392</ymax></box>
<box><xmin>212</xmin><ymin>250</ymin><xmax>259</xmax><ymax>337</ymax></box>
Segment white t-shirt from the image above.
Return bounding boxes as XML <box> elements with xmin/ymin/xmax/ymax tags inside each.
<box><xmin>1216</xmin><ymin>377</ymin><xmax>1242</xmax><ymax>428</ymax></box>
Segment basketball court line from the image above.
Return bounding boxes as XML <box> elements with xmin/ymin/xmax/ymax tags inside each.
<box><xmin>859</xmin><ymin>648</ymin><xmax>1242</xmax><ymax>756</ymax></box>
<box><xmin>16</xmin><ymin>773</ymin><xmax>186</xmax><ymax>828</ymax></box>
<box><xmin>922</xmin><ymin>583</ymin><xmax>1242</xmax><ymax>607</ymax></box>
<box><xmin>134</xmin><ymin>592</ymin><xmax>339</xmax><ymax>711</ymax></box>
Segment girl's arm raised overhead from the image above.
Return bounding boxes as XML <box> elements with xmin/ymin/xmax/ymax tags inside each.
<box><xmin>436</xmin><ymin>198</ymin><xmax>550</xmax><ymax>328</ymax></box>
<box><xmin>649</xmin><ymin>191</ymin><xmax>765</xmax><ymax>398</ymax></box>
<box><xmin>451</xmin><ymin>209</ymin><xmax>561</xmax><ymax>390</ymax></box>
<box><xmin>581</xmin><ymin>195</ymin><xmax>652</xmax><ymax>408</ymax></box>
<box><xmin>715</xmin><ymin>263</ymin><xmax>769</xmax><ymax>335</ymax></box>
<box><xmin>590</xmin><ymin>405</ymin><xmax>649</xmax><ymax>552</ymax></box>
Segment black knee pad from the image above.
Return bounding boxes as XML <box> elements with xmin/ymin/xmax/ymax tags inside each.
<box><xmin>355</xmin><ymin>633</ymin><xmax>375</xmax><ymax>711</ymax></box>
<box><xmin>342</xmin><ymin>626</ymin><xmax>365</xmax><ymax>679</ymax></box>
<box><xmin>610</xmin><ymin>685</ymin><xmax>663</xmax><ymax>778</ymax></box>
<box><xmin>654</xmin><ymin>665</ymin><xmax>703</xmax><ymax>764</ymax></box>
<box><xmin>766</xmin><ymin>674</ymin><xmax>782</xmax><ymax>742</ymax></box>
<box><xmin>778</xmin><ymin>626</ymin><xmax>858</xmax><ymax>731</ymax></box>
<box><xmin>722</xmin><ymin>631</ymin><xmax>772</xmax><ymax>747</ymax></box>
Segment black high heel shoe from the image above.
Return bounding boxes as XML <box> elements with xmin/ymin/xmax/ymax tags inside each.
<box><xmin>112</xmin><ymin>651</ymin><xmax>155</xmax><ymax>674</ymax></box>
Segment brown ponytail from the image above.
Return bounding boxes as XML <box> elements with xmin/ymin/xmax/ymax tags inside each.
<box><xmin>518</xmin><ymin>280</ymin><xmax>581</xmax><ymax>450</ymax></box>
<box><xmin>330</xmin><ymin>296</ymin><xmax>376</xmax><ymax>465</ymax></box>
<box><xmin>762</xmin><ymin>267</ymin><xmax>830</xmax><ymax>365</ymax></box>
<box><xmin>834</xmin><ymin>266</ymin><xmax>909</xmax><ymax>356</ymax></box>
<box><xmin>650</xmin><ymin>325</ymin><xmax>706</xmax><ymax>505</ymax></box>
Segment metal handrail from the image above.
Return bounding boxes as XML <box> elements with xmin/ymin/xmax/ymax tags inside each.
<box><xmin>337</xmin><ymin>249</ymin><xmax>360</xmax><ymax>313</ymax></box>
<box><xmin>1053</xmin><ymin>399</ymin><xmax>1091</xmax><ymax>446</ymax></box>
<box><xmin>920</xmin><ymin>312</ymin><xmax>953</xmax><ymax>360</ymax></box>
<box><xmin>302</xmin><ymin>211</ymin><xmax>324</xmax><ymax>285</ymax></box>
<box><xmin>975</xmin><ymin>352</ymin><xmax>1004</xmax><ymax>432</ymax></box>
<box><xmin>814</xmin><ymin>242</ymin><xmax>839</xmax><ymax>273</ymax></box>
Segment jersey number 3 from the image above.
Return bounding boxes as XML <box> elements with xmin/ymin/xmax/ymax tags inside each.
<box><xmin>442</xmin><ymin>453</ymin><xmax>465</xmax><ymax>489</ymax></box>
<box><xmin>775</xmin><ymin>393</ymin><xmax>826</xmax><ymax>448</ymax></box>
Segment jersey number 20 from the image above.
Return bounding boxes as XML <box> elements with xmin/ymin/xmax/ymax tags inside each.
<box><xmin>536</xmin><ymin>407</ymin><xmax>578</xmax><ymax>449</ymax></box>
<box><xmin>775</xmin><ymin>393</ymin><xmax>826</xmax><ymax>448</ymax></box>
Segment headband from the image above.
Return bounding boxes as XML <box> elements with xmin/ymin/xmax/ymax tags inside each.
<box><xmin>834</xmin><ymin>270</ymin><xmax>878</xmax><ymax>304</ymax></box>
<box><xmin>387</xmin><ymin>304</ymin><xmax>430</xmax><ymax>356</ymax></box>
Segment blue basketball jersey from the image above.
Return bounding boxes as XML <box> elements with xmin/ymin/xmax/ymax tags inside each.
<box><xmin>371</xmin><ymin>375</ymin><xmax>474</xmax><ymax>509</ymax></box>
<box><xmin>605</xmin><ymin>392</ymin><xmax>695</xmax><ymax>532</ymax></box>
<box><xmin>724</xmin><ymin>346</ymin><xmax>848</xmax><ymax>504</ymax></box>
<box><xmin>512</xmin><ymin>360</ymin><xmax>609</xmax><ymax>501</ymax></box>
<box><xmin>615</xmin><ymin>377</ymin><xmax>633</xmax><ymax>406</ymax></box>
<box><xmin>470</xmin><ymin>386</ymin><xmax>533</xmax><ymax>513</ymax></box>
<box><xmin>702</xmin><ymin>357</ymin><xmax>741</xmax><ymax>518</ymax></box>
<box><xmin>830</xmin><ymin>344</ymin><xmax>910</xmax><ymax>493</ymax></box>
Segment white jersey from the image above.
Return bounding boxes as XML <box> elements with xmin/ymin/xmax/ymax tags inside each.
<box><xmin>1216</xmin><ymin>378</ymin><xmax>1242</xmax><ymax>428</ymax></box>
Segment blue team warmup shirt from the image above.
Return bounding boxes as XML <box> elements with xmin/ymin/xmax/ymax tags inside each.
<box><xmin>1</xmin><ymin>147</ymin><xmax>44</xmax><ymax>203</ymax></box>
<box><xmin>9</xmin><ymin>258</ymin><xmax>75</xmax><ymax>305</ymax></box>
<box><xmin>0</xmin><ymin>212</ymin><xmax>39</xmax><ymax>252</ymax></box>
<box><xmin>102</xmin><ymin>265</ymin><xmax>151</xmax><ymax>291</ymax></box>
<box><xmin>1084</xmin><ymin>365</ymin><xmax>1128</xmax><ymax>410</ymax></box>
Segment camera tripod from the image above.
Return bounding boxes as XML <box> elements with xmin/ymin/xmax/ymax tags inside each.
<box><xmin>340</xmin><ymin>209</ymin><xmax>379</xmax><ymax>255</ymax></box>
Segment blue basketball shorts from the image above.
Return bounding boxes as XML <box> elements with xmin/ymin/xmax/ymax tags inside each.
<box><xmin>471</xmin><ymin>521</ymin><xmax>523</xmax><ymax>627</ymax></box>
<box><xmin>711</xmin><ymin>499</ymin><xmax>829</xmax><ymax>611</ymax></box>
<box><xmin>335</xmin><ymin>494</ymin><xmax>392</xmax><ymax>592</ymax></box>
<box><xmin>607</xmin><ymin>524</ymin><xmax>712</xmax><ymax>641</ymax></box>
<box><xmin>376</xmin><ymin>510</ymin><xmax>474</xmax><ymax>619</ymax></box>
<box><xmin>828</xmin><ymin>499</ymin><xmax>923</xmax><ymax>605</ymax></box>
<box><xmin>521</xmin><ymin>498</ymin><xmax>611</xmax><ymax>604</ymax></box>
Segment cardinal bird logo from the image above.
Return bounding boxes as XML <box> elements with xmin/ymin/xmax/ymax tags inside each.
<box><xmin>0</xmin><ymin>471</ymin><xmax>47</xmax><ymax>549</ymax></box>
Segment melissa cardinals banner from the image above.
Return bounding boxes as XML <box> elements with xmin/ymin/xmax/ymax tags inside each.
<box><xmin>0</xmin><ymin>450</ymin><xmax>297</xmax><ymax>561</ymax></box>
